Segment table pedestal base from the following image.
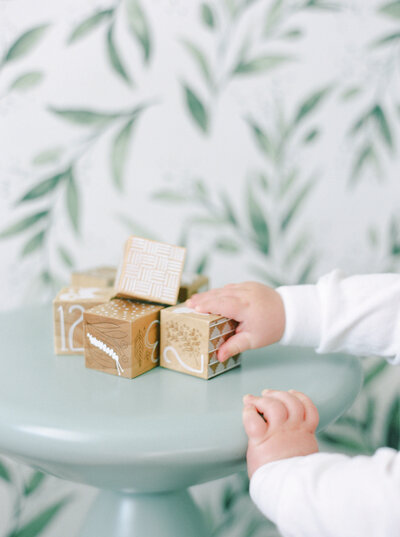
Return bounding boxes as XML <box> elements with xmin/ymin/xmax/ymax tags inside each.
<box><xmin>80</xmin><ymin>489</ymin><xmax>209</xmax><ymax>537</ymax></box>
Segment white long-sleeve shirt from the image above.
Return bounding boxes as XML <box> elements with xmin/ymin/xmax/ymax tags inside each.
<box><xmin>249</xmin><ymin>270</ymin><xmax>400</xmax><ymax>537</ymax></box>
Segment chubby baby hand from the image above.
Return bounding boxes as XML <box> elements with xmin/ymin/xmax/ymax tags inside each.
<box><xmin>187</xmin><ymin>282</ymin><xmax>285</xmax><ymax>362</ymax></box>
<box><xmin>242</xmin><ymin>390</ymin><xmax>319</xmax><ymax>478</ymax></box>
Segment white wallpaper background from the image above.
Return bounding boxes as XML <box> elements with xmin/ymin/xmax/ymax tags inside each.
<box><xmin>0</xmin><ymin>0</ymin><xmax>400</xmax><ymax>535</ymax></box>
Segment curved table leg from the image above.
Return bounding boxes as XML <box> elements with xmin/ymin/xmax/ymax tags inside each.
<box><xmin>80</xmin><ymin>489</ymin><xmax>209</xmax><ymax>537</ymax></box>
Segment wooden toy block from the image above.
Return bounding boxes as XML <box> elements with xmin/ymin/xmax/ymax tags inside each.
<box><xmin>53</xmin><ymin>287</ymin><xmax>114</xmax><ymax>355</ymax></box>
<box><xmin>160</xmin><ymin>304</ymin><xmax>241</xmax><ymax>379</ymax></box>
<box><xmin>114</xmin><ymin>236</ymin><xmax>186</xmax><ymax>306</ymax></box>
<box><xmin>71</xmin><ymin>266</ymin><xmax>117</xmax><ymax>288</ymax></box>
<box><xmin>84</xmin><ymin>299</ymin><xmax>164</xmax><ymax>378</ymax></box>
<box><xmin>178</xmin><ymin>273</ymin><xmax>209</xmax><ymax>303</ymax></box>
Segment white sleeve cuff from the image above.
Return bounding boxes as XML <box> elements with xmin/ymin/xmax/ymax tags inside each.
<box><xmin>249</xmin><ymin>459</ymin><xmax>289</xmax><ymax>522</ymax></box>
<box><xmin>276</xmin><ymin>284</ymin><xmax>321</xmax><ymax>348</ymax></box>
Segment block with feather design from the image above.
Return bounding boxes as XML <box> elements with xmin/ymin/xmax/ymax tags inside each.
<box><xmin>84</xmin><ymin>298</ymin><xmax>164</xmax><ymax>378</ymax></box>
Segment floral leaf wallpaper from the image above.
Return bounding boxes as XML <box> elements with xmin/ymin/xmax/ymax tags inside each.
<box><xmin>0</xmin><ymin>0</ymin><xmax>399</xmax><ymax>535</ymax></box>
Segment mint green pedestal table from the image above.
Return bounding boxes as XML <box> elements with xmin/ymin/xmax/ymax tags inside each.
<box><xmin>0</xmin><ymin>306</ymin><xmax>363</xmax><ymax>537</ymax></box>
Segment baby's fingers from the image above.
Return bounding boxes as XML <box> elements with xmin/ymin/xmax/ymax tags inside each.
<box><xmin>217</xmin><ymin>332</ymin><xmax>250</xmax><ymax>362</ymax></box>
<box><xmin>243</xmin><ymin>394</ymin><xmax>288</xmax><ymax>431</ymax></box>
<box><xmin>289</xmin><ymin>390</ymin><xmax>319</xmax><ymax>432</ymax></box>
<box><xmin>261</xmin><ymin>390</ymin><xmax>305</xmax><ymax>424</ymax></box>
<box><xmin>191</xmin><ymin>295</ymin><xmax>243</xmax><ymax>320</ymax></box>
<box><xmin>242</xmin><ymin>404</ymin><xmax>268</xmax><ymax>442</ymax></box>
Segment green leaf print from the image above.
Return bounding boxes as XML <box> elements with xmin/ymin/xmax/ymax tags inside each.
<box><xmin>49</xmin><ymin>107</ymin><xmax>119</xmax><ymax>126</ymax></box>
<box><xmin>66</xmin><ymin>170</ymin><xmax>79</xmax><ymax>235</ymax></box>
<box><xmin>200</xmin><ymin>3</ymin><xmax>216</xmax><ymax>28</ymax></box>
<box><xmin>280</xmin><ymin>177</ymin><xmax>316</xmax><ymax>231</ymax></box>
<box><xmin>233</xmin><ymin>54</ymin><xmax>292</xmax><ymax>75</ymax></box>
<box><xmin>183</xmin><ymin>84</ymin><xmax>209</xmax><ymax>133</ymax></box>
<box><xmin>304</xmin><ymin>0</ymin><xmax>341</xmax><ymax>10</ymax></box>
<box><xmin>24</xmin><ymin>471</ymin><xmax>46</xmax><ymax>496</ymax></box>
<box><xmin>318</xmin><ymin>432</ymin><xmax>368</xmax><ymax>453</ymax></box>
<box><xmin>379</xmin><ymin>1</ymin><xmax>400</xmax><ymax>19</ymax></box>
<box><xmin>351</xmin><ymin>144</ymin><xmax>376</xmax><ymax>183</ymax></box>
<box><xmin>10</xmin><ymin>498</ymin><xmax>69</xmax><ymax>537</ymax></box>
<box><xmin>58</xmin><ymin>245</ymin><xmax>75</xmax><ymax>268</ymax></box>
<box><xmin>106</xmin><ymin>24</ymin><xmax>132</xmax><ymax>85</ymax></box>
<box><xmin>385</xmin><ymin>396</ymin><xmax>400</xmax><ymax>449</ymax></box>
<box><xmin>111</xmin><ymin>118</ymin><xmax>135</xmax><ymax>191</ymax></box>
<box><xmin>390</xmin><ymin>217</ymin><xmax>400</xmax><ymax>255</ymax></box>
<box><xmin>126</xmin><ymin>0</ymin><xmax>152</xmax><ymax>64</ymax></box>
<box><xmin>18</xmin><ymin>171</ymin><xmax>68</xmax><ymax>202</ymax></box>
<box><xmin>363</xmin><ymin>360</ymin><xmax>388</xmax><ymax>387</ymax></box>
<box><xmin>0</xmin><ymin>460</ymin><xmax>11</xmax><ymax>483</ymax></box>
<box><xmin>371</xmin><ymin>31</ymin><xmax>400</xmax><ymax>47</ymax></box>
<box><xmin>2</xmin><ymin>24</ymin><xmax>49</xmax><ymax>64</ymax></box>
<box><xmin>0</xmin><ymin>211</ymin><xmax>49</xmax><ymax>239</ymax></box>
<box><xmin>297</xmin><ymin>255</ymin><xmax>316</xmax><ymax>284</ymax></box>
<box><xmin>302</xmin><ymin>128</ymin><xmax>320</xmax><ymax>144</ymax></box>
<box><xmin>68</xmin><ymin>9</ymin><xmax>114</xmax><ymax>44</ymax></box>
<box><xmin>219</xmin><ymin>191</ymin><xmax>238</xmax><ymax>226</ymax></box>
<box><xmin>181</xmin><ymin>40</ymin><xmax>214</xmax><ymax>89</ymax></box>
<box><xmin>215</xmin><ymin>237</ymin><xmax>240</xmax><ymax>252</ymax></box>
<box><xmin>9</xmin><ymin>72</ymin><xmax>44</xmax><ymax>92</ymax></box>
<box><xmin>152</xmin><ymin>189</ymin><xmax>188</xmax><ymax>202</ymax></box>
<box><xmin>293</xmin><ymin>86</ymin><xmax>332</xmax><ymax>126</ymax></box>
<box><xmin>32</xmin><ymin>147</ymin><xmax>63</xmax><ymax>166</ymax></box>
<box><xmin>340</xmin><ymin>86</ymin><xmax>362</xmax><ymax>101</ymax></box>
<box><xmin>371</xmin><ymin>104</ymin><xmax>393</xmax><ymax>150</ymax></box>
<box><xmin>247</xmin><ymin>182</ymin><xmax>269</xmax><ymax>254</ymax></box>
<box><xmin>247</xmin><ymin>119</ymin><xmax>272</xmax><ymax>157</ymax></box>
<box><xmin>194</xmin><ymin>251</ymin><xmax>209</xmax><ymax>274</ymax></box>
<box><xmin>20</xmin><ymin>230</ymin><xmax>46</xmax><ymax>257</ymax></box>
<box><xmin>281</xmin><ymin>28</ymin><xmax>303</xmax><ymax>40</ymax></box>
<box><xmin>264</xmin><ymin>0</ymin><xmax>284</xmax><ymax>36</ymax></box>
<box><xmin>279</xmin><ymin>169</ymin><xmax>298</xmax><ymax>198</ymax></box>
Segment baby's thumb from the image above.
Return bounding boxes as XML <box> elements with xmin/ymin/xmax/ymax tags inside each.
<box><xmin>217</xmin><ymin>332</ymin><xmax>250</xmax><ymax>362</ymax></box>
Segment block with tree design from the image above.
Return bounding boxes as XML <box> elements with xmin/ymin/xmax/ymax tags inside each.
<box><xmin>83</xmin><ymin>299</ymin><xmax>164</xmax><ymax>378</ymax></box>
<box><xmin>114</xmin><ymin>236</ymin><xmax>186</xmax><ymax>305</ymax></box>
<box><xmin>160</xmin><ymin>304</ymin><xmax>241</xmax><ymax>379</ymax></box>
<box><xmin>53</xmin><ymin>287</ymin><xmax>114</xmax><ymax>355</ymax></box>
<box><xmin>71</xmin><ymin>266</ymin><xmax>117</xmax><ymax>288</ymax></box>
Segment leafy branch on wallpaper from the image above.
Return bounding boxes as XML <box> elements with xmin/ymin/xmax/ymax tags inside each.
<box><xmin>181</xmin><ymin>0</ymin><xmax>339</xmax><ymax>134</ymax></box>
<box><xmin>0</xmin><ymin>102</ymin><xmax>150</xmax><ymax>290</ymax></box>
<box><xmin>0</xmin><ymin>23</ymin><xmax>49</xmax><ymax>94</ymax></box>
<box><xmin>0</xmin><ymin>461</ymin><xmax>70</xmax><ymax>537</ymax></box>
<box><xmin>67</xmin><ymin>0</ymin><xmax>152</xmax><ymax>86</ymax></box>
<box><xmin>0</xmin><ymin>1</ymin><xmax>154</xmax><ymax>293</ymax></box>
<box><xmin>319</xmin><ymin>358</ymin><xmax>400</xmax><ymax>456</ymax></box>
<box><xmin>340</xmin><ymin>0</ymin><xmax>400</xmax><ymax>186</ymax></box>
<box><xmin>153</xmin><ymin>86</ymin><xmax>331</xmax><ymax>285</ymax></box>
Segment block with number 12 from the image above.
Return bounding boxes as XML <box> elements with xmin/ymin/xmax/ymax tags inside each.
<box><xmin>53</xmin><ymin>287</ymin><xmax>114</xmax><ymax>355</ymax></box>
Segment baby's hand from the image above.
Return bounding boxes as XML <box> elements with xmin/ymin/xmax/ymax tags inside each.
<box><xmin>187</xmin><ymin>282</ymin><xmax>285</xmax><ymax>362</ymax></box>
<box><xmin>242</xmin><ymin>390</ymin><xmax>319</xmax><ymax>478</ymax></box>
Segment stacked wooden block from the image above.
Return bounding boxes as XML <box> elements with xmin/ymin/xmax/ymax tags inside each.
<box><xmin>53</xmin><ymin>236</ymin><xmax>241</xmax><ymax>380</ymax></box>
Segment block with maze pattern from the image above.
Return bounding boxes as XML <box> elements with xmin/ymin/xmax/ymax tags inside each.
<box><xmin>53</xmin><ymin>287</ymin><xmax>115</xmax><ymax>355</ymax></box>
<box><xmin>84</xmin><ymin>299</ymin><xmax>164</xmax><ymax>378</ymax></box>
<box><xmin>160</xmin><ymin>303</ymin><xmax>241</xmax><ymax>379</ymax></box>
<box><xmin>114</xmin><ymin>237</ymin><xmax>186</xmax><ymax>305</ymax></box>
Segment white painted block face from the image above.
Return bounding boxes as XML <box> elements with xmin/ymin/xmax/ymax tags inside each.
<box><xmin>116</xmin><ymin>237</ymin><xmax>186</xmax><ymax>305</ymax></box>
